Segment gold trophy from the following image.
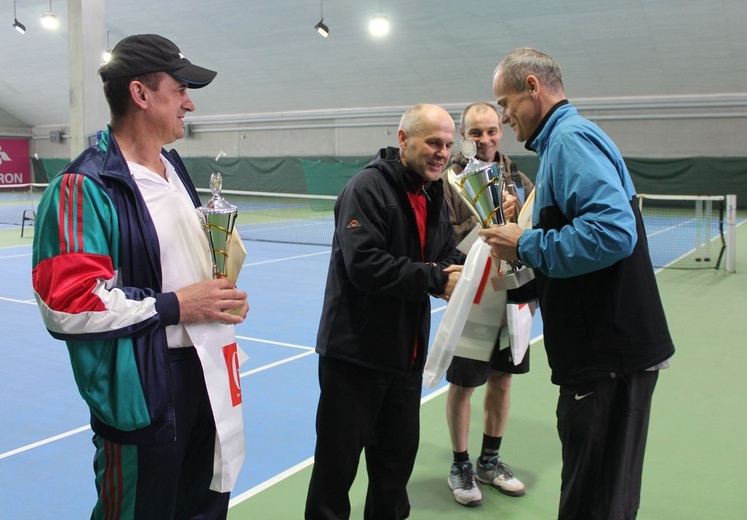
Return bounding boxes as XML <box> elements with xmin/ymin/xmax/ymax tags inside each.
<box><xmin>197</xmin><ymin>172</ymin><xmax>238</xmax><ymax>279</ymax></box>
<box><xmin>447</xmin><ymin>139</ymin><xmax>534</xmax><ymax>291</ymax></box>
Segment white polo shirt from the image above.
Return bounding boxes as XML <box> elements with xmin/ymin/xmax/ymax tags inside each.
<box><xmin>128</xmin><ymin>155</ymin><xmax>212</xmax><ymax>348</ymax></box>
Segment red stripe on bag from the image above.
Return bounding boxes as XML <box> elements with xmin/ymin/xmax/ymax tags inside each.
<box><xmin>222</xmin><ymin>343</ymin><xmax>243</xmax><ymax>406</ymax></box>
<box><xmin>473</xmin><ymin>257</ymin><xmax>493</xmax><ymax>305</ymax></box>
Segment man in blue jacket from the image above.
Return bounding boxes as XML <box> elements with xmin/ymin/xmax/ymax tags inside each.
<box><xmin>480</xmin><ymin>48</ymin><xmax>675</xmax><ymax>519</ymax></box>
<box><xmin>32</xmin><ymin>34</ymin><xmax>248</xmax><ymax>519</ymax></box>
<box><xmin>305</xmin><ymin>104</ymin><xmax>463</xmax><ymax>519</ymax></box>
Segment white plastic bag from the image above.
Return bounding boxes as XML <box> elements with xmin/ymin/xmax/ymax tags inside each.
<box><xmin>506</xmin><ymin>302</ymin><xmax>532</xmax><ymax>365</ymax></box>
<box><xmin>423</xmin><ymin>238</ymin><xmax>491</xmax><ymax>388</ymax></box>
<box><xmin>185</xmin><ymin>322</ymin><xmax>246</xmax><ymax>492</ymax></box>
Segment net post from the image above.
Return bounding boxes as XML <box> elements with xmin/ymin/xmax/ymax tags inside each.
<box><xmin>726</xmin><ymin>194</ymin><xmax>737</xmax><ymax>273</ymax></box>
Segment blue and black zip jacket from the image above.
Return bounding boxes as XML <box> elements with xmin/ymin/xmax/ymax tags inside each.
<box><xmin>518</xmin><ymin>102</ymin><xmax>675</xmax><ymax>386</ymax></box>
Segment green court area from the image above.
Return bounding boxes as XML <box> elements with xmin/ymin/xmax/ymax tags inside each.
<box><xmin>228</xmin><ymin>217</ymin><xmax>747</xmax><ymax>520</ymax></box>
<box><xmin>7</xmin><ymin>210</ymin><xmax>746</xmax><ymax>520</ymax></box>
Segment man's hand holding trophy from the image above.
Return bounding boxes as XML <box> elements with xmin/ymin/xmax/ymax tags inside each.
<box><xmin>447</xmin><ymin>138</ymin><xmax>534</xmax><ymax>291</ymax></box>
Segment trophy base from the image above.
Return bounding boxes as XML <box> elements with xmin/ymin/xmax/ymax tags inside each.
<box><xmin>490</xmin><ymin>267</ymin><xmax>535</xmax><ymax>292</ymax></box>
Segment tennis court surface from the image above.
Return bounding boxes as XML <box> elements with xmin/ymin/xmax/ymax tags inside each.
<box><xmin>0</xmin><ymin>195</ymin><xmax>745</xmax><ymax>519</ymax></box>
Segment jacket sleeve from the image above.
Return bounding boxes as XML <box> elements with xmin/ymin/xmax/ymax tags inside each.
<box><xmin>32</xmin><ymin>173</ymin><xmax>178</xmax><ymax>341</ymax></box>
<box><xmin>335</xmin><ymin>175</ymin><xmax>447</xmax><ymax>299</ymax></box>
<box><xmin>517</xmin><ymin>132</ymin><xmax>637</xmax><ymax>278</ymax></box>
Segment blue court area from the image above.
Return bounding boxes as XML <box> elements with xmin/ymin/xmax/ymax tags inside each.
<box><xmin>0</xmin><ymin>238</ymin><xmax>545</xmax><ymax>519</ymax></box>
<box><xmin>0</xmin><ymin>201</ymin><xmax>736</xmax><ymax>517</ymax></box>
<box><xmin>644</xmin><ymin>214</ymin><xmax>727</xmax><ymax>269</ymax></box>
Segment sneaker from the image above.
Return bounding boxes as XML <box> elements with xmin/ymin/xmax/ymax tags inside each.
<box><xmin>475</xmin><ymin>455</ymin><xmax>526</xmax><ymax>497</ymax></box>
<box><xmin>448</xmin><ymin>461</ymin><xmax>482</xmax><ymax>507</ymax></box>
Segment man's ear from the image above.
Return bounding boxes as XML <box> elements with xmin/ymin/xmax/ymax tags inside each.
<box><xmin>398</xmin><ymin>128</ymin><xmax>408</xmax><ymax>150</ymax></box>
<box><xmin>129</xmin><ymin>80</ymin><xmax>149</xmax><ymax>110</ymax></box>
<box><xmin>526</xmin><ymin>75</ymin><xmax>540</xmax><ymax>95</ymax></box>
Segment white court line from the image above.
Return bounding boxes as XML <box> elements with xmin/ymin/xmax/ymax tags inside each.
<box><xmin>229</xmin><ymin>457</ymin><xmax>316</xmax><ymax>507</ymax></box>
<box><xmin>0</xmin><ymin>244</ymin><xmax>31</xmax><ymax>252</ymax></box>
<box><xmin>236</xmin><ymin>335</ymin><xmax>314</xmax><ymax>351</ymax></box>
<box><xmin>0</xmin><ymin>425</ymin><xmax>91</xmax><ymax>460</ymax></box>
<box><xmin>0</xmin><ymin>252</ymin><xmax>31</xmax><ymax>259</ymax></box>
<box><xmin>0</xmin><ymin>344</ymin><xmax>314</xmax><ymax>461</ymax></box>
<box><xmin>240</xmin><ymin>350</ymin><xmax>316</xmax><ymax>377</ymax></box>
<box><xmin>229</xmin><ymin>332</ymin><xmax>549</xmax><ymax>508</ymax></box>
<box><xmin>245</xmin><ymin>250</ymin><xmax>329</xmax><ymax>267</ymax></box>
<box><xmin>0</xmin><ymin>296</ymin><xmax>37</xmax><ymax>305</ymax></box>
<box><xmin>228</xmin><ymin>383</ymin><xmax>454</xmax><ymax>508</ymax></box>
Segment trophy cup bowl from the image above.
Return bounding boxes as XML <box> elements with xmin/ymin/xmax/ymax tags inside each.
<box><xmin>197</xmin><ymin>172</ymin><xmax>238</xmax><ymax>279</ymax></box>
<box><xmin>448</xmin><ymin>139</ymin><xmax>534</xmax><ymax>291</ymax></box>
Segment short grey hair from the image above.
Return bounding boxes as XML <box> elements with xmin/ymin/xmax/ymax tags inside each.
<box><xmin>398</xmin><ymin>104</ymin><xmax>431</xmax><ymax>137</ymax></box>
<box><xmin>459</xmin><ymin>102</ymin><xmax>499</xmax><ymax>129</ymax></box>
<box><xmin>495</xmin><ymin>47</ymin><xmax>564</xmax><ymax>95</ymax></box>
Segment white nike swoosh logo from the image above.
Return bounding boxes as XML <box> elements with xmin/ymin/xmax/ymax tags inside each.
<box><xmin>574</xmin><ymin>392</ymin><xmax>594</xmax><ymax>401</ymax></box>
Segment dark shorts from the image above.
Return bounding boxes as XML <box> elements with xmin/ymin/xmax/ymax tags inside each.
<box><xmin>445</xmin><ymin>327</ymin><xmax>530</xmax><ymax>388</ymax></box>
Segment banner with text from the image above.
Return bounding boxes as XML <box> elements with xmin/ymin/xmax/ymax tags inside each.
<box><xmin>0</xmin><ymin>138</ymin><xmax>30</xmax><ymax>185</ymax></box>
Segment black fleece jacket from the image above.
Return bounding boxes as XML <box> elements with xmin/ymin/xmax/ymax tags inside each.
<box><xmin>316</xmin><ymin>147</ymin><xmax>461</xmax><ymax>375</ymax></box>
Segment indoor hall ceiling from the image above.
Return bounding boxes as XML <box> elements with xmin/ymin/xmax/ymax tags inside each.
<box><xmin>1</xmin><ymin>0</ymin><xmax>746</xmax><ymax>128</ymax></box>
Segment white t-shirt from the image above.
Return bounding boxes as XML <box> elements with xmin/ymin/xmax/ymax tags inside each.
<box><xmin>128</xmin><ymin>155</ymin><xmax>212</xmax><ymax>348</ymax></box>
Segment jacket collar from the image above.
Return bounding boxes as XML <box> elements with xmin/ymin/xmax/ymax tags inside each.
<box><xmin>95</xmin><ymin>127</ymin><xmax>130</xmax><ymax>183</ymax></box>
<box><xmin>525</xmin><ymin>99</ymin><xmax>570</xmax><ymax>154</ymax></box>
<box><xmin>98</xmin><ymin>126</ymin><xmax>171</xmax><ymax>184</ymax></box>
<box><xmin>370</xmin><ymin>146</ymin><xmax>433</xmax><ymax>194</ymax></box>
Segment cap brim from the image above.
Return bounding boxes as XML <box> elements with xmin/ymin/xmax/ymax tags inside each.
<box><xmin>170</xmin><ymin>63</ymin><xmax>217</xmax><ymax>89</ymax></box>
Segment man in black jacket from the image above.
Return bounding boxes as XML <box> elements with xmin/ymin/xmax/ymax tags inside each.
<box><xmin>305</xmin><ymin>104</ymin><xmax>463</xmax><ymax>520</ymax></box>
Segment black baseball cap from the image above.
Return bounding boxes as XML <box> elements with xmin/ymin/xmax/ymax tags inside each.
<box><xmin>99</xmin><ymin>34</ymin><xmax>216</xmax><ymax>88</ymax></box>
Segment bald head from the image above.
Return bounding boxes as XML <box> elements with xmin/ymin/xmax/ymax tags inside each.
<box><xmin>399</xmin><ymin>104</ymin><xmax>454</xmax><ymax>137</ymax></box>
<box><xmin>398</xmin><ymin>104</ymin><xmax>455</xmax><ymax>181</ymax></box>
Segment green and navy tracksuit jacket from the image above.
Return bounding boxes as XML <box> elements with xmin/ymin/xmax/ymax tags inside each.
<box><xmin>518</xmin><ymin>101</ymin><xmax>675</xmax><ymax>386</ymax></box>
<box><xmin>32</xmin><ymin>128</ymin><xmax>199</xmax><ymax>444</ymax></box>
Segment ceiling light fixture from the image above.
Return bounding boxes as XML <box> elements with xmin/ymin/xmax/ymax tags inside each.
<box><xmin>369</xmin><ymin>13</ymin><xmax>389</xmax><ymax>37</ymax></box>
<box><xmin>314</xmin><ymin>0</ymin><xmax>329</xmax><ymax>38</ymax></box>
<box><xmin>315</xmin><ymin>19</ymin><xmax>329</xmax><ymax>38</ymax></box>
<box><xmin>369</xmin><ymin>1</ymin><xmax>389</xmax><ymax>37</ymax></box>
<box><xmin>102</xmin><ymin>30</ymin><xmax>112</xmax><ymax>64</ymax></box>
<box><xmin>12</xmin><ymin>1</ymin><xmax>26</xmax><ymax>34</ymax></box>
<box><xmin>41</xmin><ymin>0</ymin><xmax>58</xmax><ymax>30</ymax></box>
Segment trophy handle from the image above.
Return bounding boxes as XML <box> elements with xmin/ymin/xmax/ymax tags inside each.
<box><xmin>447</xmin><ymin>168</ymin><xmax>506</xmax><ymax>229</ymax></box>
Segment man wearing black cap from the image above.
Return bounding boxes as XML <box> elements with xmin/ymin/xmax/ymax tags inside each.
<box><xmin>31</xmin><ymin>34</ymin><xmax>248</xmax><ymax>519</ymax></box>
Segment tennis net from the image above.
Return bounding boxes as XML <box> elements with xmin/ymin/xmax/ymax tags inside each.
<box><xmin>638</xmin><ymin>193</ymin><xmax>736</xmax><ymax>271</ymax></box>
<box><xmin>0</xmin><ymin>183</ymin><xmax>46</xmax><ymax>228</ymax></box>
<box><xmin>197</xmin><ymin>188</ymin><xmax>337</xmax><ymax>247</ymax></box>
<box><xmin>9</xmin><ymin>185</ymin><xmax>735</xmax><ymax>267</ymax></box>
<box><xmin>1</xmin><ymin>184</ymin><xmax>337</xmax><ymax>246</ymax></box>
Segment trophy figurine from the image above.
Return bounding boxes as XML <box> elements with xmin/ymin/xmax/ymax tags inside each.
<box><xmin>197</xmin><ymin>172</ymin><xmax>238</xmax><ymax>279</ymax></box>
<box><xmin>447</xmin><ymin>139</ymin><xmax>534</xmax><ymax>291</ymax></box>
